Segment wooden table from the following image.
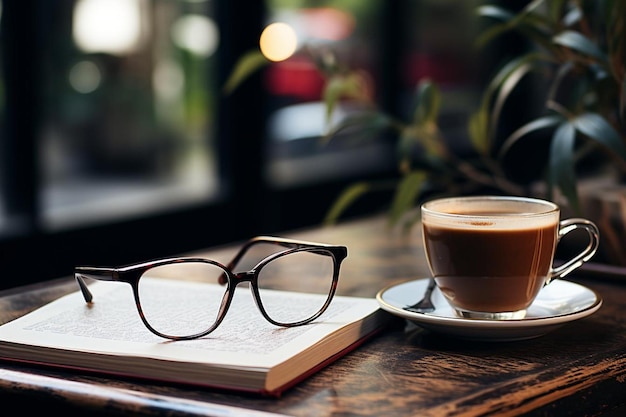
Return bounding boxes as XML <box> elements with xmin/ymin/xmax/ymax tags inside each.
<box><xmin>1</xmin><ymin>214</ymin><xmax>625</xmax><ymax>416</ymax></box>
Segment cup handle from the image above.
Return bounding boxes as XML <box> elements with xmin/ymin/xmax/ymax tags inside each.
<box><xmin>547</xmin><ymin>218</ymin><xmax>600</xmax><ymax>285</ymax></box>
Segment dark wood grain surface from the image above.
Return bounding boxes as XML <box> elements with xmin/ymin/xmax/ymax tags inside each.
<box><xmin>1</xmin><ymin>214</ymin><xmax>625</xmax><ymax>416</ymax></box>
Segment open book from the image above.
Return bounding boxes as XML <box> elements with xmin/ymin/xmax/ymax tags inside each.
<box><xmin>0</xmin><ymin>279</ymin><xmax>392</xmax><ymax>396</ymax></box>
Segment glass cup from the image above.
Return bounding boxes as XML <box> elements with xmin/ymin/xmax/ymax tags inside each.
<box><xmin>421</xmin><ymin>195</ymin><xmax>600</xmax><ymax>320</ymax></box>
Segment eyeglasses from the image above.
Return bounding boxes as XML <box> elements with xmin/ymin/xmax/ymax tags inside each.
<box><xmin>74</xmin><ymin>236</ymin><xmax>348</xmax><ymax>340</ymax></box>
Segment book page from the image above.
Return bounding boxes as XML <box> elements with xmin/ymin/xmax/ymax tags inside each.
<box><xmin>0</xmin><ymin>279</ymin><xmax>381</xmax><ymax>369</ymax></box>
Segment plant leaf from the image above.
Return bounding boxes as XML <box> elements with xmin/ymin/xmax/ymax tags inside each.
<box><xmin>517</xmin><ymin>0</ymin><xmax>548</xmax><ymax>19</ymax></box>
<box><xmin>475</xmin><ymin>5</ymin><xmax>514</xmax><ymax>22</ymax></box>
<box><xmin>469</xmin><ymin>53</ymin><xmax>544</xmax><ymax>154</ymax></box>
<box><xmin>322</xmin><ymin>111</ymin><xmax>393</xmax><ymax>144</ymax></box>
<box><xmin>468</xmin><ymin>108</ymin><xmax>490</xmax><ymax>155</ymax></box>
<box><xmin>489</xmin><ymin>61</ymin><xmax>534</xmax><ymax>146</ymax></box>
<box><xmin>562</xmin><ymin>5</ymin><xmax>581</xmax><ymax>27</ymax></box>
<box><xmin>477</xmin><ymin>0</ymin><xmax>556</xmax><ymax>50</ymax></box>
<box><xmin>475</xmin><ymin>1</ymin><xmax>553</xmax><ymax>48</ymax></box>
<box><xmin>572</xmin><ymin>113</ymin><xmax>626</xmax><ymax>160</ymax></box>
<box><xmin>323</xmin><ymin>71</ymin><xmax>371</xmax><ymax>121</ymax></box>
<box><xmin>222</xmin><ymin>50</ymin><xmax>269</xmax><ymax>95</ymax></box>
<box><xmin>412</xmin><ymin>80</ymin><xmax>441</xmax><ymax>126</ymax></box>
<box><xmin>546</xmin><ymin>61</ymin><xmax>575</xmax><ymax>104</ymax></box>
<box><xmin>511</xmin><ymin>0</ymin><xmax>555</xmax><ymax>34</ymax></box>
<box><xmin>553</xmin><ymin>30</ymin><xmax>607</xmax><ymax>61</ymax></box>
<box><xmin>548</xmin><ymin>0</ymin><xmax>570</xmax><ymax>24</ymax></box>
<box><xmin>474</xmin><ymin>6</ymin><xmax>517</xmax><ymax>48</ymax></box>
<box><xmin>499</xmin><ymin>115</ymin><xmax>563</xmax><ymax>158</ymax></box>
<box><xmin>398</xmin><ymin>126</ymin><xmax>418</xmax><ymax>164</ymax></box>
<box><xmin>402</xmin><ymin>82</ymin><xmax>447</xmax><ymax>160</ymax></box>
<box><xmin>549</xmin><ymin>122</ymin><xmax>579</xmax><ymax>213</ymax></box>
<box><xmin>484</xmin><ymin>53</ymin><xmax>544</xmax><ymax>98</ymax></box>
<box><xmin>323</xmin><ymin>182</ymin><xmax>371</xmax><ymax>226</ymax></box>
<box><xmin>388</xmin><ymin>171</ymin><xmax>427</xmax><ymax>228</ymax></box>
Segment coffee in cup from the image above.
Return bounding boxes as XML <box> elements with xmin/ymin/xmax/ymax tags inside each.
<box><xmin>421</xmin><ymin>195</ymin><xmax>599</xmax><ymax>320</ymax></box>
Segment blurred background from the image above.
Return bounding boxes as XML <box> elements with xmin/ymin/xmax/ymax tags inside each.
<box><xmin>0</xmin><ymin>0</ymin><xmax>525</xmax><ymax>288</ymax></box>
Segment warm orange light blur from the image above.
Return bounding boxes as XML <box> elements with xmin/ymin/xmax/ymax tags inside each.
<box><xmin>259</xmin><ymin>22</ymin><xmax>298</xmax><ymax>62</ymax></box>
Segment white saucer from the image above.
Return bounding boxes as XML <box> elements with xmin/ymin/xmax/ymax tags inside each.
<box><xmin>376</xmin><ymin>278</ymin><xmax>602</xmax><ymax>341</ymax></box>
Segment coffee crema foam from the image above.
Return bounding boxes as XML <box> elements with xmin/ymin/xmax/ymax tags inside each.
<box><xmin>423</xmin><ymin>215</ymin><xmax>558</xmax><ymax>230</ymax></box>
<box><xmin>422</xmin><ymin>201</ymin><xmax>559</xmax><ymax>230</ymax></box>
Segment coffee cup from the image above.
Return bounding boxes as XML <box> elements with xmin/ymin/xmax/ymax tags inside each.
<box><xmin>421</xmin><ymin>195</ymin><xmax>599</xmax><ymax>320</ymax></box>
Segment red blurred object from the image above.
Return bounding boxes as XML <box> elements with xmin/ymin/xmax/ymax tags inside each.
<box><xmin>265</xmin><ymin>57</ymin><xmax>326</xmax><ymax>101</ymax></box>
<box><xmin>404</xmin><ymin>52</ymin><xmax>470</xmax><ymax>87</ymax></box>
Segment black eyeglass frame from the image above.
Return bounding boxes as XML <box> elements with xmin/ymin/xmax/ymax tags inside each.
<box><xmin>74</xmin><ymin>236</ymin><xmax>348</xmax><ymax>340</ymax></box>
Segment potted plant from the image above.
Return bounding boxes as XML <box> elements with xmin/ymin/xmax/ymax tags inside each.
<box><xmin>226</xmin><ymin>0</ymin><xmax>626</xmax><ymax>265</ymax></box>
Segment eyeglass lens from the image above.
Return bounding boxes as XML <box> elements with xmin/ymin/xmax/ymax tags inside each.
<box><xmin>136</xmin><ymin>249</ymin><xmax>336</xmax><ymax>338</ymax></box>
<box><xmin>257</xmin><ymin>249</ymin><xmax>335</xmax><ymax>324</ymax></box>
<box><xmin>138</xmin><ymin>261</ymin><xmax>227</xmax><ymax>338</ymax></box>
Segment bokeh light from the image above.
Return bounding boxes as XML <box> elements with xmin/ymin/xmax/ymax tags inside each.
<box><xmin>171</xmin><ymin>14</ymin><xmax>219</xmax><ymax>58</ymax></box>
<box><xmin>260</xmin><ymin>22</ymin><xmax>298</xmax><ymax>62</ymax></box>
<box><xmin>69</xmin><ymin>60</ymin><xmax>102</xmax><ymax>93</ymax></box>
<box><xmin>73</xmin><ymin>0</ymin><xmax>144</xmax><ymax>55</ymax></box>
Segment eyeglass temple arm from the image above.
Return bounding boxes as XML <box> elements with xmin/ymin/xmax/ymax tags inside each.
<box><xmin>225</xmin><ymin>236</ymin><xmax>325</xmax><ymax>270</ymax></box>
<box><xmin>74</xmin><ymin>267</ymin><xmax>118</xmax><ymax>303</ymax></box>
<box><xmin>218</xmin><ymin>236</ymin><xmax>332</xmax><ymax>285</ymax></box>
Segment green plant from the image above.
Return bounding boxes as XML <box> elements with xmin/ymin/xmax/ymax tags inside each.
<box><xmin>471</xmin><ymin>0</ymin><xmax>626</xmax><ymax>205</ymax></box>
<box><xmin>225</xmin><ymin>0</ymin><xmax>626</xmax><ymax>232</ymax></box>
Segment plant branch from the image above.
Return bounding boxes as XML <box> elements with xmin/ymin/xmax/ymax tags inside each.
<box><xmin>449</xmin><ymin>154</ymin><xmax>526</xmax><ymax>196</ymax></box>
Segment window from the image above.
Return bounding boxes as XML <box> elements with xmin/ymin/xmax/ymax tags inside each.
<box><xmin>1</xmin><ymin>1</ymin><xmax>246</xmax><ymax>287</ymax></box>
<box><xmin>41</xmin><ymin>0</ymin><xmax>219</xmax><ymax>229</ymax></box>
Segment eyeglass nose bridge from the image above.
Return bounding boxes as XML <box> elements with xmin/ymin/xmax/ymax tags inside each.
<box><xmin>232</xmin><ymin>270</ymin><xmax>256</xmax><ymax>286</ymax></box>
<box><xmin>217</xmin><ymin>268</ymin><xmax>257</xmax><ymax>287</ymax></box>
